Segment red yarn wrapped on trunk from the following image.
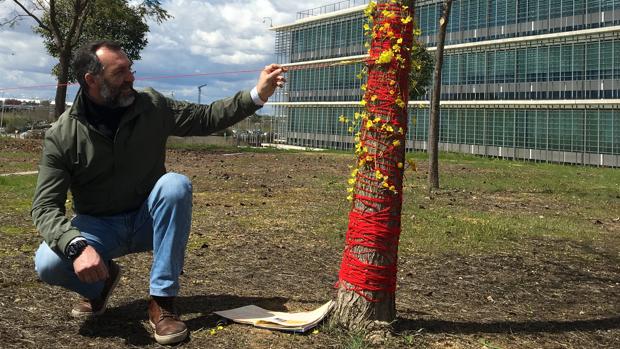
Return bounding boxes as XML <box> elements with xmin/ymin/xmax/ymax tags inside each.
<box><xmin>337</xmin><ymin>1</ymin><xmax>414</xmax><ymax>302</ymax></box>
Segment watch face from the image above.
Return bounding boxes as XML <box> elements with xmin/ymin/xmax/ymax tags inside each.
<box><xmin>68</xmin><ymin>240</ymin><xmax>87</xmax><ymax>259</ymax></box>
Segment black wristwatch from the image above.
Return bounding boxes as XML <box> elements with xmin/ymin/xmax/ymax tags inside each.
<box><xmin>66</xmin><ymin>240</ymin><xmax>88</xmax><ymax>261</ymax></box>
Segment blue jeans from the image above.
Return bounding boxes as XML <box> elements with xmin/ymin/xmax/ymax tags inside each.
<box><xmin>34</xmin><ymin>173</ymin><xmax>192</xmax><ymax>300</ymax></box>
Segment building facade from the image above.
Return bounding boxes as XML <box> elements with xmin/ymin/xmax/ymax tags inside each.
<box><xmin>272</xmin><ymin>0</ymin><xmax>620</xmax><ymax>166</ymax></box>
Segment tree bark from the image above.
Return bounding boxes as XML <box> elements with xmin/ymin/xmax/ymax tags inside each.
<box><xmin>54</xmin><ymin>49</ymin><xmax>70</xmax><ymax>117</ymax></box>
<box><xmin>331</xmin><ymin>1</ymin><xmax>415</xmax><ymax>338</ymax></box>
<box><xmin>428</xmin><ymin>0</ymin><xmax>452</xmax><ymax>191</ymax></box>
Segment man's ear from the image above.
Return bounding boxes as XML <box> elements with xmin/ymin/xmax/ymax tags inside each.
<box><xmin>84</xmin><ymin>72</ymin><xmax>97</xmax><ymax>89</ymax></box>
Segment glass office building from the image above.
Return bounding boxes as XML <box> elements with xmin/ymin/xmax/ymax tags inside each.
<box><xmin>272</xmin><ymin>0</ymin><xmax>620</xmax><ymax>166</ymax></box>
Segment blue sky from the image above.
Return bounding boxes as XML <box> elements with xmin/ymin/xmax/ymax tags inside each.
<box><xmin>0</xmin><ymin>0</ymin><xmax>329</xmax><ymax>107</ymax></box>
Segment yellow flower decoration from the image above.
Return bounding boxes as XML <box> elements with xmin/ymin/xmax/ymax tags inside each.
<box><xmin>376</xmin><ymin>49</ymin><xmax>394</xmax><ymax>64</ymax></box>
<box><xmin>364</xmin><ymin>1</ymin><xmax>377</xmax><ymax>17</ymax></box>
<box><xmin>401</xmin><ymin>16</ymin><xmax>412</xmax><ymax>24</ymax></box>
<box><xmin>381</xmin><ymin>10</ymin><xmax>395</xmax><ymax>18</ymax></box>
<box><xmin>407</xmin><ymin>158</ymin><xmax>417</xmax><ymax>171</ymax></box>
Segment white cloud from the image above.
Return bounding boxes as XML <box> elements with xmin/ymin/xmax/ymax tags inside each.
<box><xmin>0</xmin><ymin>0</ymin><xmax>346</xmax><ymax>103</ymax></box>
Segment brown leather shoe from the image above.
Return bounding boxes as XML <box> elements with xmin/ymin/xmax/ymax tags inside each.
<box><xmin>148</xmin><ymin>296</ymin><xmax>188</xmax><ymax>345</ymax></box>
<box><xmin>71</xmin><ymin>260</ymin><xmax>122</xmax><ymax>318</ymax></box>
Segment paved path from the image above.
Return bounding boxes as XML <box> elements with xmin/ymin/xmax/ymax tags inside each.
<box><xmin>0</xmin><ymin>171</ymin><xmax>38</xmax><ymax>177</ymax></box>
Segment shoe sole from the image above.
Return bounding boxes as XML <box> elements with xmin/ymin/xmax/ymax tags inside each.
<box><xmin>149</xmin><ymin>320</ymin><xmax>189</xmax><ymax>345</ymax></box>
<box><xmin>71</xmin><ymin>262</ymin><xmax>122</xmax><ymax>318</ymax></box>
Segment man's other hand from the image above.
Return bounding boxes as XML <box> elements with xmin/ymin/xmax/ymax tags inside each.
<box><xmin>256</xmin><ymin>64</ymin><xmax>287</xmax><ymax>103</ymax></box>
<box><xmin>73</xmin><ymin>246</ymin><xmax>109</xmax><ymax>284</ymax></box>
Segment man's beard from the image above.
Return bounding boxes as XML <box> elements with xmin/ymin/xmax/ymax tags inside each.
<box><xmin>100</xmin><ymin>79</ymin><xmax>136</xmax><ymax>108</ymax></box>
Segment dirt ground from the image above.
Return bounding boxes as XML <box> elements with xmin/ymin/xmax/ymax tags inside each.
<box><xmin>0</xmin><ymin>139</ymin><xmax>618</xmax><ymax>348</ymax></box>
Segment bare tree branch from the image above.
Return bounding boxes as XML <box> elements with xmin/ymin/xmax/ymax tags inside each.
<box><xmin>48</xmin><ymin>0</ymin><xmax>64</xmax><ymax>48</ymax></box>
<box><xmin>11</xmin><ymin>0</ymin><xmax>50</xmax><ymax>32</ymax></box>
<box><xmin>69</xmin><ymin>0</ymin><xmax>92</xmax><ymax>48</ymax></box>
<box><xmin>33</xmin><ymin>0</ymin><xmax>47</xmax><ymax>11</ymax></box>
<box><xmin>0</xmin><ymin>13</ymin><xmax>24</xmax><ymax>26</ymax></box>
<box><xmin>65</xmin><ymin>0</ymin><xmax>84</xmax><ymax>48</ymax></box>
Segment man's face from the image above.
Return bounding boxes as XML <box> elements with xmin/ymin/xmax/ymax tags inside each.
<box><xmin>89</xmin><ymin>47</ymin><xmax>136</xmax><ymax>108</ymax></box>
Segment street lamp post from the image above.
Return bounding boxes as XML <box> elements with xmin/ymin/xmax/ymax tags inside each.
<box><xmin>197</xmin><ymin>84</ymin><xmax>207</xmax><ymax>104</ymax></box>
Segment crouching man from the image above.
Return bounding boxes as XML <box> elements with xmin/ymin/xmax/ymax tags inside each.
<box><xmin>32</xmin><ymin>40</ymin><xmax>286</xmax><ymax>345</ymax></box>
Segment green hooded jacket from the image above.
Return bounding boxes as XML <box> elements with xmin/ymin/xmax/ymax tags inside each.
<box><xmin>31</xmin><ymin>88</ymin><xmax>260</xmax><ymax>256</ymax></box>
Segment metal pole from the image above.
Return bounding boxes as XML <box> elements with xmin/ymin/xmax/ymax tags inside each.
<box><xmin>197</xmin><ymin>83</ymin><xmax>207</xmax><ymax>104</ymax></box>
<box><xmin>1</xmin><ymin>92</ymin><xmax>5</xmax><ymax>131</ymax></box>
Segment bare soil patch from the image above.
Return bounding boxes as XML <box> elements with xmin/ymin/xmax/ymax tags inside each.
<box><xmin>0</xmin><ymin>141</ymin><xmax>618</xmax><ymax>348</ymax></box>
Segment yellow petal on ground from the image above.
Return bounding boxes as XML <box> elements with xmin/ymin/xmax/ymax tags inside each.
<box><xmin>407</xmin><ymin>158</ymin><xmax>417</xmax><ymax>171</ymax></box>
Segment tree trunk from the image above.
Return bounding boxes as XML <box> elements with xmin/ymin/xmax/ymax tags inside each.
<box><xmin>54</xmin><ymin>50</ymin><xmax>70</xmax><ymax>118</ymax></box>
<box><xmin>428</xmin><ymin>0</ymin><xmax>452</xmax><ymax>191</ymax></box>
<box><xmin>331</xmin><ymin>1</ymin><xmax>415</xmax><ymax>338</ymax></box>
